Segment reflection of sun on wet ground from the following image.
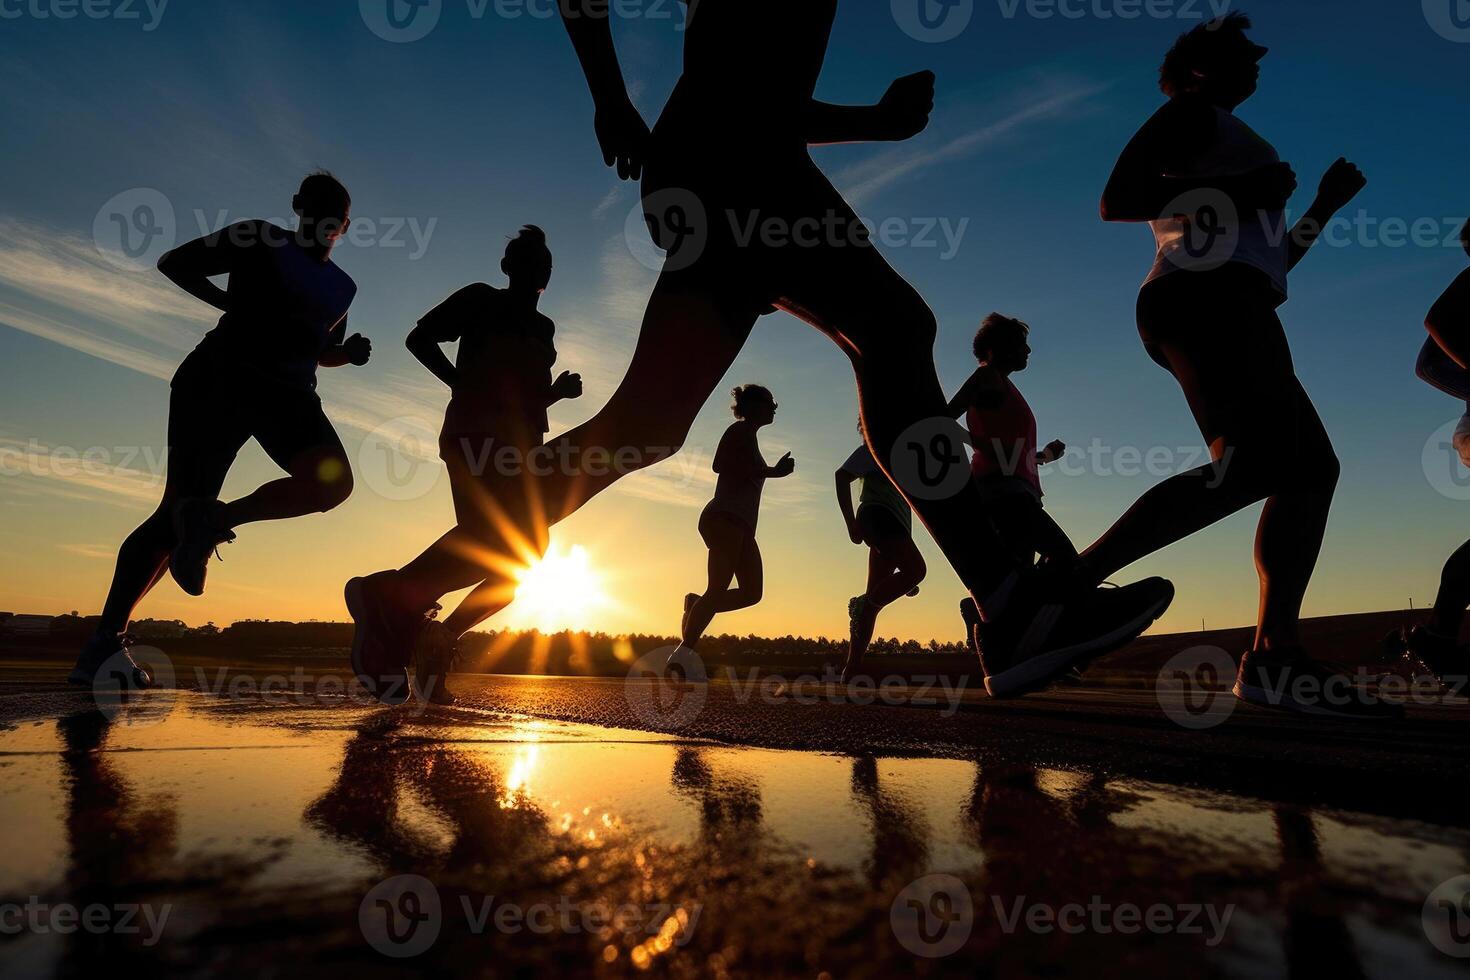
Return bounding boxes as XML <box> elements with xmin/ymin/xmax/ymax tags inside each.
<box><xmin>4</xmin><ymin>692</ymin><xmax>1468</xmax><ymax>977</ymax></box>
<box><xmin>500</xmin><ymin>743</ymin><xmax>540</xmax><ymax>809</ymax></box>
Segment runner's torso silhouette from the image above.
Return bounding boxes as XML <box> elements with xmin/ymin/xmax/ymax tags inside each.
<box><xmin>417</xmin><ymin>283</ymin><xmax>557</xmax><ymax>442</ymax></box>
<box><xmin>840</xmin><ymin>444</ymin><xmax>911</xmax><ymax>533</ymax></box>
<box><xmin>967</xmin><ymin>378</ymin><xmax>1040</xmax><ymax>497</ymax></box>
<box><xmin>1146</xmin><ymin>107</ymin><xmax>1288</xmax><ymax>297</ymax></box>
<box><xmin>192</xmin><ymin>220</ymin><xmax>357</xmax><ymax>389</ymax></box>
<box><xmin>705</xmin><ymin>421</ymin><xmax>769</xmax><ymax>533</ymax></box>
<box><xmin>663</xmin><ymin>0</ymin><xmax>836</xmax><ymax>148</ymax></box>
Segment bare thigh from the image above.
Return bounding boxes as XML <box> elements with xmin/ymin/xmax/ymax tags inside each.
<box><xmin>733</xmin><ymin>534</ymin><xmax>763</xmax><ymax>594</ymax></box>
<box><xmin>766</xmin><ymin>179</ymin><xmax>933</xmax><ymax>356</ymax></box>
<box><xmin>700</xmin><ymin>514</ymin><xmax>749</xmax><ymax>592</ymax></box>
<box><xmin>1139</xmin><ymin>272</ymin><xmax>1333</xmax><ymax>467</ymax></box>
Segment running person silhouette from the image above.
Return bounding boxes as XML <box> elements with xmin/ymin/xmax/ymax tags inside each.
<box><xmin>1400</xmin><ymin>220</ymin><xmax>1470</xmax><ymax>685</ymax></box>
<box><xmin>836</xmin><ymin>425</ymin><xmax>924</xmax><ymax>683</ymax></box>
<box><xmin>348</xmin><ymin>227</ymin><xmax>583</xmax><ymax>704</ymax></box>
<box><xmin>668</xmin><ymin>385</ymin><xmax>794</xmax><ymax>676</ymax></box>
<box><xmin>69</xmin><ymin>173</ymin><xmax>367</xmax><ymax>689</ymax></box>
<box><xmin>950</xmin><ymin>314</ymin><xmax>1077</xmax><ymax>651</ymax></box>
<box><xmin>949</xmin><ymin>314</ymin><xmax>1075</xmax><ymax>568</ymax></box>
<box><xmin>349</xmin><ymin>0</ymin><xmax>1175</xmax><ymax>699</ymax></box>
<box><xmin>1082</xmin><ymin>14</ymin><xmax>1394</xmax><ymax>717</ymax></box>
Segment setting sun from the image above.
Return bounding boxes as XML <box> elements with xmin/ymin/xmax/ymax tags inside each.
<box><xmin>510</xmin><ymin>544</ymin><xmax>611</xmax><ymax>633</ymax></box>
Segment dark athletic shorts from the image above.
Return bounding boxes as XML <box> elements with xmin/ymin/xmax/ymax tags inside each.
<box><xmin>167</xmin><ymin>350</ymin><xmax>344</xmax><ymax>497</ymax></box>
<box><xmin>984</xmin><ymin>487</ymin><xmax>1048</xmax><ymax>566</ymax></box>
<box><xmin>856</xmin><ymin>504</ymin><xmax>908</xmax><ymax>547</ymax></box>
<box><xmin>1133</xmin><ymin>262</ymin><xmax>1328</xmax><ymax>466</ymax></box>
<box><xmin>1418</xmin><ymin>337</ymin><xmax>1470</xmax><ymax>402</ymax></box>
<box><xmin>698</xmin><ymin>508</ymin><xmax>754</xmax><ymax>550</ymax></box>
<box><xmin>1136</xmin><ymin>263</ymin><xmax>1285</xmax><ymax>370</ymax></box>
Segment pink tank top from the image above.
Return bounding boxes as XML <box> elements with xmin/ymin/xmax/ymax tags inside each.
<box><xmin>967</xmin><ymin>378</ymin><xmax>1040</xmax><ymax>495</ymax></box>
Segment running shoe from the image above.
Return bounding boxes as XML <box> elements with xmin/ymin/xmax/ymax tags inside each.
<box><xmin>959</xmin><ymin>596</ymin><xmax>982</xmax><ymax>645</ymax></box>
<box><xmin>848</xmin><ymin>595</ymin><xmax>871</xmax><ymax>637</ymax></box>
<box><xmin>841</xmin><ymin>595</ymin><xmax>872</xmax><ymax>683</ymax></box>
<box><xmin>169</xmin><ymin>498</ymin><xmax>235</xmax><ymax>596</ymax></box>
<box><xmin>975</xmin><ymin>575</ymin><xmax>1174</xmax><ymax>698</ymax></box>
<box><xmin>413</xmin><ymin>619</ymin><xmax>460</xmax><ymax>706</ymax></box>
<box><xmin>962</xmin><ymin>593</ymin><xmax>1082</xmax><ymax>687</ymax></box>
<box><xmin>67</xmin><ymin>629</ymin><xmax>153</xmax><ymax>689</ymax></box>
<box><xmin>344</xmin><ymin>572</ymin><xmax>422</xmax><ymax>705</ymax></box>
<box><xmin>1399</xmin><ymin>625</ymin><xmax>1468</xmax><ymax>690</ymax></box>
<box><xmin>1233</xmin><ymin>646</ymin><xmax>1404</xmax><ymax>719</ymax></box>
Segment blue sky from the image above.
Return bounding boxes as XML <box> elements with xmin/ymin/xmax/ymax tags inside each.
<box><xmin>2</xmin><ymin>0</ymin><xmax>1469</xmax><ymax>641</ymax></box>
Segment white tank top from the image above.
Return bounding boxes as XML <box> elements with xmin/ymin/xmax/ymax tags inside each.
<box><xmin>1144</xmin><ymin>108</ymin><xmax>1289</xmax><ymax>297</ymax></box>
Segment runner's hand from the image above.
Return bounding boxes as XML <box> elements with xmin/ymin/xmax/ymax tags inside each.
<box><xmin>342</xmin><ymin>333</ymin><xmax>372</xmax><ymax>366</ymax></box>
<box><xmin>594</xmin><ymin>97</ymin><xmax>651</xmax><ymax>181</ymax></box>
<box><xmin>773</xmin><ymin>452</ymin><xmax>796</xmax><ymax>477</ymax></box>
<box><xmin>1040</xmin><ymin>439</ymin><xmax>1066</xmax><ymax>465</ymax></box>
<box><xmin>877</xmin><ymin>71</ymin><xmax>935</xmax><ymax>141</ymax></box>
<box><xmin>1315</xmin><ymin>157</ymin><xmax>1366</xmax><ymax>214</ymax></box>
<box><xmin>552</xmin><ymin>371</ymin><xmax>584</xmax><ymax>400</ymax></box>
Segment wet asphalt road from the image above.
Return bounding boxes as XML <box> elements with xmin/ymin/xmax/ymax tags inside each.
<box><xmin>441</xmin><ymin>672</ymin><xmax>1470</xmax><ymax>828</ymax></box>
<box><xmin>3</xmin><ymin>671</ymin><xmax>1470</xmax><ymax>978</ymax></box>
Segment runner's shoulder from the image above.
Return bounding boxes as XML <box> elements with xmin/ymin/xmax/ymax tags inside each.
<box><xmin>213</xmin><ymin>218</ymin><xmax>276</xmax><ymax>251</ymax></box>
<box><xmin>321</xmin><ymin>256</ymin><xmax>358</xmax><ymax>299</ymax></box>
<box><xmin>1146</xmin><ymin>96</ymin><xmax>1217</xmax><ymax>147</ymax></box>
<box><xmin>840</xmin><ymin>444</ymin><xmax>876</xmax><ymax>475</ymax></box>
<box><xmin>439</xmin><ymin>282</ymin><xmax>499</xmax><ymax>317</ymax></box>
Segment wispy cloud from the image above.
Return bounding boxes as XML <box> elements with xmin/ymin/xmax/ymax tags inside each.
<box><xmin>548</xmin><ymin>234</ymin><xmax>656</xmax><ymax>406</ymax></box>
<box><xmin>832</xmin><ymin>77</ymin><xmax>1112</xmax><ymax>208</ymax></box>
<box><xmin>0</xmin><ymin>220</ymin><xmax>210</xmax><ymax>328</ymax></box>
<box><xmin>611</xmin><ymin>465</ymin><xmax>715</xmax><ymax>510</ymax></box>
<box><xmin>0</xmin><ymin>218</ymin><xmax>210</xmax><ymax>379</ymax></box>
<box><xmin>0</xmin><ymin>220</ymin><xmax>449</xmax><ymax>456</ymax></box>
<box><xmin>591</xmin><ymin>184</ymin><xmax>630</xmax><ymax>221</ymax></box>
<box><xmin>0</xmin><ymin>300</ymin><xmax>175</xmax><ymax>380</ymax></box>
<box><xmin>58</xmin><ymin>543</ymin><xmax>118</xmax><ymax>561</ymax></box>
<box><xmin>0</xmin><ymin>437</ymin><xmax>164</xmax><ymax>511</ymax></box>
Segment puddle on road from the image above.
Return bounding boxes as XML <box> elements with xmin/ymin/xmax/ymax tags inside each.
<box><xmin>0</xmin><ymin>691</ymin><xmax>1466</xmax><ymax>978</ymax></box>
